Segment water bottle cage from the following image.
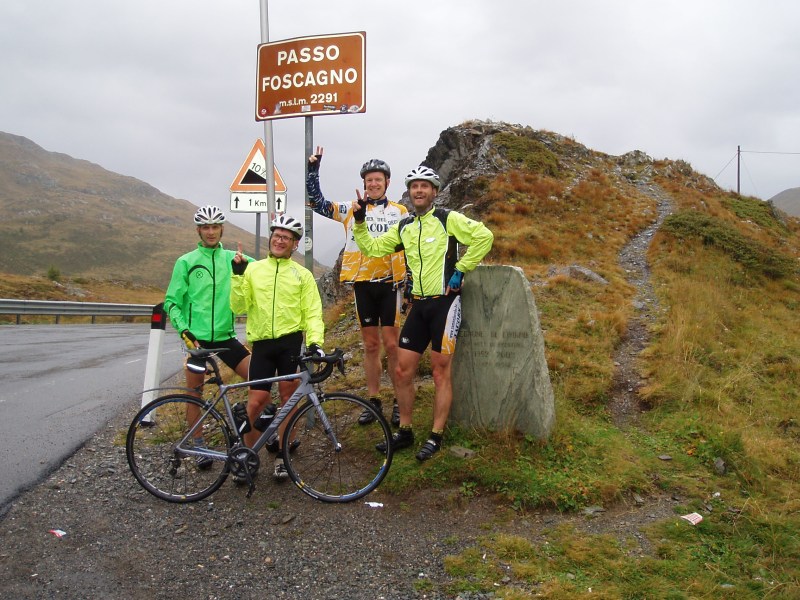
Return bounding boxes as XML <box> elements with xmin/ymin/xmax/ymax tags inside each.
<box><xmin>231</xmin><ymin>402</ymin><xmax>251</xmax><ymax>434</ymax></box>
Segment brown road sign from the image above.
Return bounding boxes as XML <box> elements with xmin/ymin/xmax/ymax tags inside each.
<box><xmin>256</xmin><ymin>31</ymin><xmax>366</xmax><ymax>121</ymax></box>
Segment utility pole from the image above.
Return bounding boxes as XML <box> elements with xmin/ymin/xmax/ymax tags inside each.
<box><xmin>737</xmin><ymin>145</ymin><xmax>741</xmax><ymax>195</ymax></box>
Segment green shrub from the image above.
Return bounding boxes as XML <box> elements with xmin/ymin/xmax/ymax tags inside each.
<box><xmin>661</xmin><ymin>211</ymin><xmax>796</xmax><ymax>279</ymax></box>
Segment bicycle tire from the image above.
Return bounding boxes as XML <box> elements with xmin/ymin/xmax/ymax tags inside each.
<box><xmin>283</xmin><ymin>392</ymin><xmax>393</xmax><ymax>503</ymax></box>
<box><xmin>126</xmin><ymin>394</ymin><xmax>232</xmax><ymax>503</ymax></box>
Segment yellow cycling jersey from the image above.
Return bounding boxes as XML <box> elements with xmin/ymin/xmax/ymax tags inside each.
<box><xmin>328</xmin><ymin>199</ymin><xmax>408</xmax><ymax>284</ymax></box>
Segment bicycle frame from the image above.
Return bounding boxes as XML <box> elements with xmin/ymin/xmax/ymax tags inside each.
<box><xmin>176</xmin><ymin>354</ymin><xmax>339</xmax><ymax>464</ymax></box>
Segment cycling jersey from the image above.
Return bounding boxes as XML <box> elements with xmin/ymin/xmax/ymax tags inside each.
<box><xmin>164</xmin><ymin>242</ymin><xmax>240</xmax><ymax>342</ymax></box>
<box><xmin>230</xmin><ymin>255</ymin><xmax>324</xmax><ymax>347</ymax></box>
<box><xmin>353</xmin><ymin>207</ymin><xmax>494</xmax><ymax>297</ymax></box>
<box><xmin>306</xmin><ymin>170</ymin><xmax>407</xmax><ymax>284</ymax></box>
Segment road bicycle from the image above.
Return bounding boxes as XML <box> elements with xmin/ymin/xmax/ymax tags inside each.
<box><xmin>126</xmin><ymin>347</ymin><xmax>393</xmax><ymax>503</ymax></box>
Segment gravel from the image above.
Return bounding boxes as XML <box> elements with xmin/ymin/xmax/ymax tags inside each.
<box><xmin>0</xmin><ymin>394</ymin><xmax>682</xmax><ymax>600</ymax></box>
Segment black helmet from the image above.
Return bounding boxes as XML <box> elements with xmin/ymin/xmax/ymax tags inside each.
<box><xmin>359</xmin><ymin>159</ymin><xmax>391</xmax><ymax>179</ymax></box>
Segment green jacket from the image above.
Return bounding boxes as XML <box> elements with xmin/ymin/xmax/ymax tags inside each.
<box><xmin>354</xmin><ymin>207</ymin><xmax>493</xmax><ymax>297</ymax></box>
<box><xmin>230</xmin><ymin>255</ymin><xmax>324</xmax><ymax>347</ymax></box>
<box><xmin>164</xmin><ymin>242</ymin><xmax>241</xmax><ymax>342</ymax></box>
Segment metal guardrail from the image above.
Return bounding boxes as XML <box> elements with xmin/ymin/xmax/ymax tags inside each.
<box><xmin>0</xmin><ymin>299</ymin><xmax>154</xmax><ymax>324</ymax></box>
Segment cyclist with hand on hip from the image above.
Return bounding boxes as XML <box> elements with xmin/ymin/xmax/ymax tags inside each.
<box><xmin>307</xmin><ymin>147</ymin><xmax>408</xmax><ymax>428</ymax></box>
<box><xmin>230</xmin><ymin>214</ymin><xmax>326</xmax><ymax>480</ymax></box>
<box><xmin>352</xmin><ymin>166</ymin><xmax>493</xmax><ymax>461</ymax></box>
<box><xmin>164</xmin><ymin>205</ymin><xmax>253</xmax><ymax>469</ymax></box>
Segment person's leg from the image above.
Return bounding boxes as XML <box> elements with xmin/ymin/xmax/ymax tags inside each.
<box><xmin>382</xmin><ymin>324</ymin><xmax>401</xmax><ymax>426</ymax></box>
<box><xmin>373</xmin><ymin>346</ymin><xmax>420</xmax><ymax>453</ymax></box>
<box><xmin>415</xmin><ymin>352</ymin><xmax>453</xmax><ymax>461</ymax></box>
<box><xmin>276</xmin><ymin>379</ymin><xmax>300</xmax><ymax>450</ymax></box>
<box><xmin>233</xmin><ymin>354</ymin><xmax>251</xmax><ymax>380</ymax></box>
<box><xmin>361</xmin><ymin>326</ymin><xmax>382</xmax><ymax>397</ymax></box>
<box><xmin>244</xmin><ymin>389</ymin><xmax>271</xmax><ymax>448</ymax></box>
<box><xmin>381</xmin><ymin>325</ymin><xmax>400</xmax><ymax>388</ymax></box>
<box><xmin>394</xmin><ymin>348</ymin><xmax>422</xmax><ymax>426</ymax></box>
<box><xmin>429</xmin><ymin>351</ymin><xmax>454</xmax><ymax>431</ymax></box>
<box><xmin>416</xmin><ymin>295</ymin><xmax>460</xmax><ymax>461</ymax></box>
<box><xmin>184</xmin><ymin>368</ymin><xmax>204</xmax><ymax>436</ymax></box>
<box><xmin>244</xmin><ymin>341</ymin><xmax>274</xmax><ymax>448</ymax></box>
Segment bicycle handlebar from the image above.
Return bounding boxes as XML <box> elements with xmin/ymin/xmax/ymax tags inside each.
<box><xmin>187</xmin><ymin>346</ymin><xmax>345</xmax><ymax>384</ymax></box>
<box><xmin>301</xmin><ymin>348</ymin><xmax>346</xmax><ymax>383</ymax></box>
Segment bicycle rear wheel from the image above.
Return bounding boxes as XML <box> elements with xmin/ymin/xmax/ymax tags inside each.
<box><xmin>283</xmin><ymin>392</ymin><xmax>393</xmax><ymax>502</ymax></box>
<box><xmin>126</xmin><ymin>394</ymin><xmax>232</xmax><ymax>503</ymax></box>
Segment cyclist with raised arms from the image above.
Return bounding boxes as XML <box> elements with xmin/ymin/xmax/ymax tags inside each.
<box><xmin>164</xmin><ymin>205</ymin><xmax>252</xmax><ymax>469</ymax></box>
<box><xmin>352</xmin><ymin>166</ymin><xmax>493</xmax><ymax>461</ymax></box>
<box><xmin>306</xmin><ymin>147</ymin><xmax>408</xmax><ymax>428</ymax></box>
<box><xmin>230</xmin><ymin>214</ymin><xmax>326</xmax><ymax>480</ymax></box>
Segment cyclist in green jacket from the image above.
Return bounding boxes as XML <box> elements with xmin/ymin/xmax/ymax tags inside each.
<box><xmin>353</xmin><ymin>166</ymin><xmax>493</xmax><ymax>461</ymax></box>
<box><xmin>164</xmin><ymin>205</ymin><xmax>252</xmax><ymax>469</ymax></box>
<box><xmin>230</xmin><ymin>214</ymin><xmax>326</xmax><ymax>479</ymax></box>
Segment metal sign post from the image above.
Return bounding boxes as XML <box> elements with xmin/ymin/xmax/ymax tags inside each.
<box><xmin>304</xmin><ymin>116</ymin><xmax>314</xmax><ymax>270</ymax></box>
<box><xmin>259</xmin><ymin>0</ymin><xmax>276</xmax><ymax>259</ymax></box>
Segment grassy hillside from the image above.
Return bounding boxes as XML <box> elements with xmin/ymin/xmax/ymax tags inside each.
<box><xmin>324</xmin><ymin>123</ymin><xmax>800</xmax><ymax>597</ymax></box>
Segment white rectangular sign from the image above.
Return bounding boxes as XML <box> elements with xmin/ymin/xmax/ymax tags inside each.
<box><xmin>230</xmin><ymin>192</ymin><xmax>287</xmax><ymax>213</ymax></box>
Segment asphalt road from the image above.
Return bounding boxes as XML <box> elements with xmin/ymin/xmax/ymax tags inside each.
<box><xmin>0</xmin><ymin>323</ymin><xmax>186</xmax><ymax>514</ymax></box>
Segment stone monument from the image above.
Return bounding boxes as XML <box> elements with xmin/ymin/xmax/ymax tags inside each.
<box><xmin>451</xmin><ymin>265</ymin><xmax>555</xmax><ymax>439</ymax></box>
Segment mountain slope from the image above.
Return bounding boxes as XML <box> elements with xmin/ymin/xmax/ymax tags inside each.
<box><xmin>770</xmin><ymin>186</ymin><xmax>800</xmax><ymax>216</ymax></box>
<box><xmin>0</xmin><ymin>132</ymin><xmax>259</xmax><ymax>287</ymax></box>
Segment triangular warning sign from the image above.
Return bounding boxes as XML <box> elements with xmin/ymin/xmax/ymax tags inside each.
<box><xmin>230</xmin><ymin>139</ymin><xmax>287</xmax><ymax>193</ymax></box>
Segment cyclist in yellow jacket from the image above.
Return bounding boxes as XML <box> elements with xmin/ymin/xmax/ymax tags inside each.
<box><xmin>230</xmin><ymin>214</ymin><xmax>325</xmax><ymax>480</ymax></box>
<box><xmin>353</xmin><ymin>166</ymin><xmax>493</xmax><ymax>461</ymax></box>
<box><xmin>307</xmin><ymin>147</ymin><xmax>407</xmax><ymax>428</ymax></box>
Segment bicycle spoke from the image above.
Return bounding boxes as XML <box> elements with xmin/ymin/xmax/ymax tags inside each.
<box><xmin>126</xmin><ymin>395</ymin><xmax>231</xmax><ymax>503</ymax></box>
<box><xmin>284</xmin><ymin>393</ymin><xmax>392</xmax><ymax>502</ymax></box>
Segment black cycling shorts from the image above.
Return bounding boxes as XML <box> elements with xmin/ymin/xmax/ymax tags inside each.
<box><xmin>353</xmin><ymin>281</ymin><xmax>401</xmax><ymax>328</ymax></box>
<box><xmin>196</xmin><ymin>337</ymin><xmax>250</xmax><ymax>370</ymax></box>
<box><xmin>248</xmin><ymin>331</ymin><xmax>303</xmax><ymax>391</ymax></box>
<box><xmin>399</xmin><ymin>294</ymin><xmax>462</xmax><ymax>355</ymax></box>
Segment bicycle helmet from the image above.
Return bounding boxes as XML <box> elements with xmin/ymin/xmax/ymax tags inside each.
<box><xmin>404</xmin><ymin>166</ymin><xmax>441</xmax><ymax>190</ymax></box>
<box><xmin>360</xmin><ymin>158</ymin><xmax>391</xmax><ymax>179</ymax></box>
<box><xmin>270</xmin><ymin>214</ymin><xmax>304</xmax><ymax>239</ymax></box>
<box><xmin>193</xmin><ymin>205</ymin><xmax>226</xmax><ymax>225</ymax></box>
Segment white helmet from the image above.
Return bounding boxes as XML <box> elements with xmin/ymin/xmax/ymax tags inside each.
<box><xmin>193</xmin><ymin>205</ymin><xmax>226</xmax><ymax>225</ymax></box>
<box><xmin>270</xmin><ymin>214</ymin><xmax>304</xmax><ymax>239</ymax></box>
<box><xmin>404</xmin><ymin>166</ymin><xmax>441</xmax><ymax>190</ymax></box>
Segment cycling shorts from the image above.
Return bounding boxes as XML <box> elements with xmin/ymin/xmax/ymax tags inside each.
<box><xmin>353</xmin><ymin>281</ymin><xmax>401</xmax><ymax>328</ymax></box>
<box><xmin>195</xmin><ymin>337</ymin><xmax>250</xmax><ymax>370</ymax></box>
<box><xmin>399</xmin><ymin>294</ymin><xmax>462</xmax><ymax>355</ymax></box>
<box><xmin>248</xmin><ymin>331</ymin><xmax>303</xmax><ymax>391</ymax></box>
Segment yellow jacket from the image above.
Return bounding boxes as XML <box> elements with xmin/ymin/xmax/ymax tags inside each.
<box><xmin>230</xmin><ymin>255</ymin><xmax>324</xmax><ymax>346</ymax></box>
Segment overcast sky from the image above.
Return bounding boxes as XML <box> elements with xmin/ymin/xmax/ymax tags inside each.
<box><xmin>2</xmin><ymin>1</ymin><xmax>799</xmax><ymax>264</ymax></box>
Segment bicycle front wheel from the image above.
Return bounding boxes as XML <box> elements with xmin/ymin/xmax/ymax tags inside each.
<box><xmin>126</xmin><ymin>394</ymin><xmax>232</xmax><ymax>503</ymax></box>
<box><xmin>283</xmin><ymin>392</ymin><xmax>393</xmax><ymax>503</ymax></box>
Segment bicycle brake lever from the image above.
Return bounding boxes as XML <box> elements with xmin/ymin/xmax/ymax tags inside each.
<box><xmin>336</xmin><ymin>358</ymin><xmax>345</xmax><ymax>375</ymax></box>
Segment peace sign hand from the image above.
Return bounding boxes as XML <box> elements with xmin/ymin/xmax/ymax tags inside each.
<box><xmin>308</xmin><ymin>146</ymin><xmax>323</xmax><ymax>172</ymax></box>
<box><xmin>352</xmin><ymin>189</ymin><xmax>367</xmax><ymax>222</ymax></box>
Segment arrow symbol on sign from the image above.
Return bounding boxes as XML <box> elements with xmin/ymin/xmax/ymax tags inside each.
<box><xmin>276</xmin><ymin>197</ymin><xmax>283</xmax><ymax>211</ymax></box>
<box><xmin>233</xmin><ymin>196</ymin><xmax>240</xmax><ymax>209</ymax></box>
